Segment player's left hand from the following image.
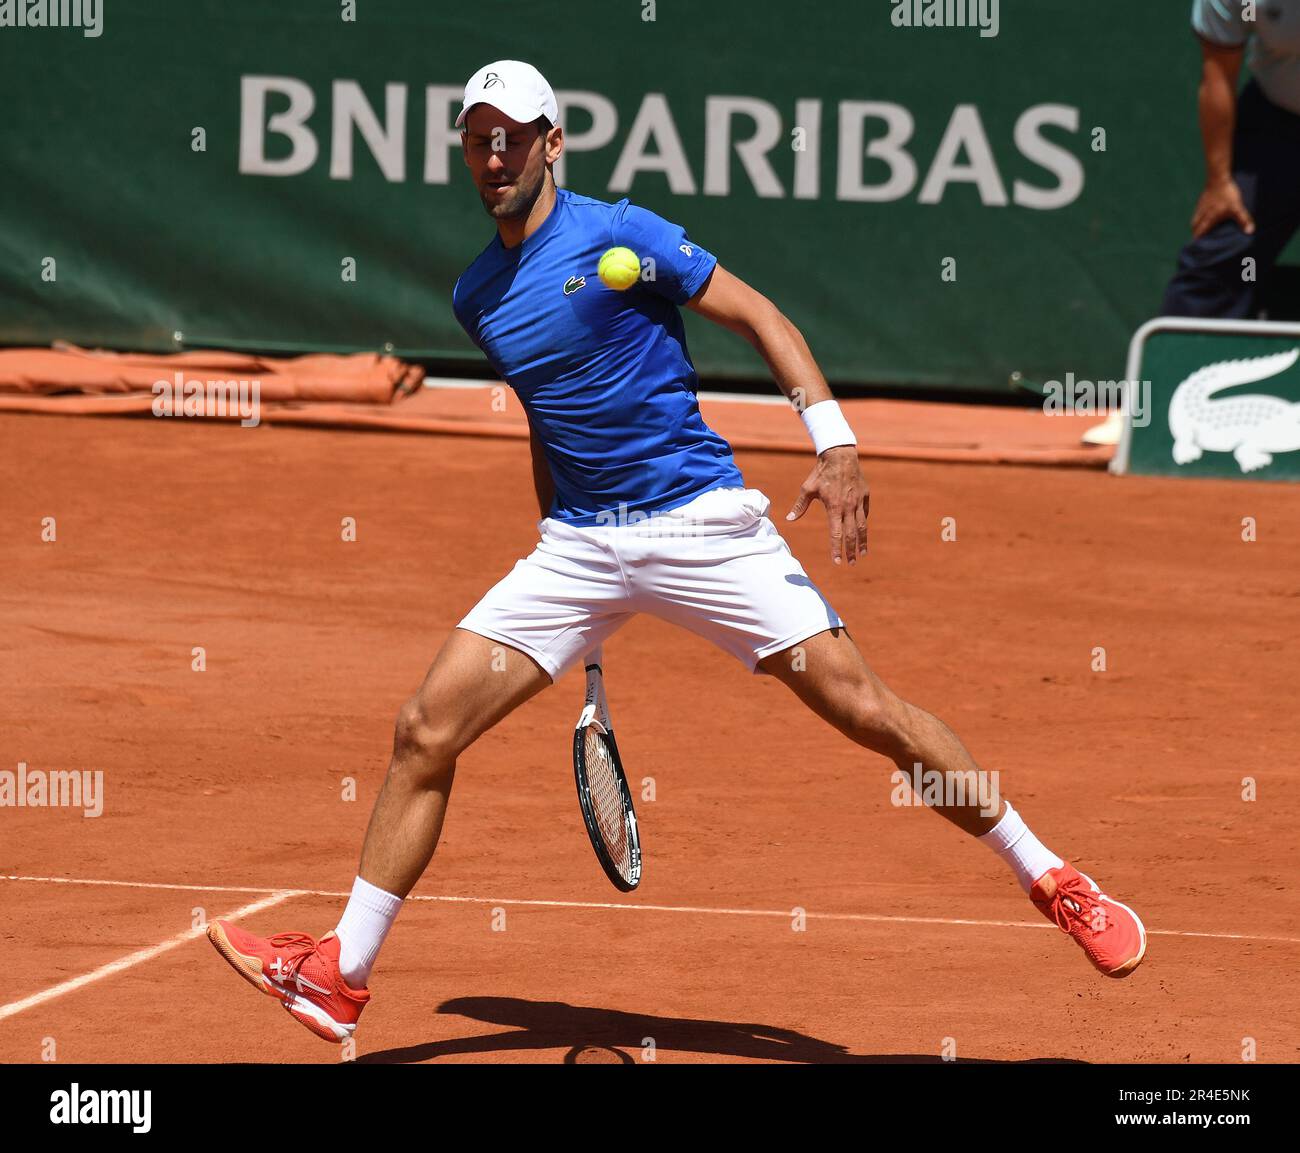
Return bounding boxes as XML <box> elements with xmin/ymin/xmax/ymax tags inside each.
<box><xmin>785</xmin><ymin>446</ymin><xmax>869</xmax><ymax>565</ymax></box>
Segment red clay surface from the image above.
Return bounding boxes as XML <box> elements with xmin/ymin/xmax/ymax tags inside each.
<box><xmin>2</xmin><ymin>411</ymin><xmax>1298</xmax><ymax>1064</ymax></box>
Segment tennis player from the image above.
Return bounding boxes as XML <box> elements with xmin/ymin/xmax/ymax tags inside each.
<box><xmin>208</xmin><ymin>60</ymin><xmax>1146</xmax><ymax>1043</ymax></box>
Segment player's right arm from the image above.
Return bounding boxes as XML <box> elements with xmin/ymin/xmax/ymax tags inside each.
<box><xmin>685</xmin><ymin>262</ymin><xmax>868</xmax><ymax>565</ymax></box>
<box><xmin>613</xmin><ymin>198</ymin><xmax>866</xmax><ymax>562</ymax></box>
<box><xmin>1190</xmin><ymin>18</ymin><xmax>1252</xmax><ymax>237</ymax></box>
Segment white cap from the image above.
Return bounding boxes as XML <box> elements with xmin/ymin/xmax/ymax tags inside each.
<box><xmin>455</xmin><ymin>60</ymin><xmax>559</xmax><ymax>130</ymax></box>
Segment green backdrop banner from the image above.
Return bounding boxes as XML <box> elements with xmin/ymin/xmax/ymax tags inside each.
<box><xmin>0</xmin><ymin>1</ymin><xmax>1253</xmax><ymax>391</ymax></box>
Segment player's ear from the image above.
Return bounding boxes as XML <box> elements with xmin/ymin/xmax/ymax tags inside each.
<box><xmin>460</xmin><ymin>130</ymin><xmax>470</xmax><ymax>167</ymax></box>
<box><xmin>545</xmin><ymin>123</ymin><xmax>563</xmax><ymax>166</ymax></box>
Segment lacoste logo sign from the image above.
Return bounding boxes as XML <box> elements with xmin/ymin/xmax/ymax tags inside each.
<box><xmin>563</xmin><ymin>276</ymin><xmax>586</xmax><ymax>296</ymax></box>
<box><xmin>1169</xmin><ymin>347</ymin><xmax>1300</xmax><ymax>473</ymax></box>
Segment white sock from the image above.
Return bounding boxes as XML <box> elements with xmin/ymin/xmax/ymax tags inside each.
<box><xmin>335</xmin><ymin>875</ymin><xmax>403</xmax><ymax>988</ymax></box>
<box><xmin>978</xmin><ymin>802</ymin><xmax>1064</xmax><ymax>893</ymax></box>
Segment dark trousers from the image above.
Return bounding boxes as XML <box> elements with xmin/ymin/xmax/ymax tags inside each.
<box><xmin>1162</xmin><ymin>80</ymin><xmax>1300</xmax><ymax>318</ymax></box>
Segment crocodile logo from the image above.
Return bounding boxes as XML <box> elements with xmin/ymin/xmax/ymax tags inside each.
<box><xmin>1168</xmin><ymin>347</ymin><xmax>1300</xmax><ymax>473</ymax></box>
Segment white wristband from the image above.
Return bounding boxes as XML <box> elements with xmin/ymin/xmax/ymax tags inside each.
<box><xmin>800</xmin><ymin>399</ymin><xmax>857</xmax><ymax>456</ymax></box>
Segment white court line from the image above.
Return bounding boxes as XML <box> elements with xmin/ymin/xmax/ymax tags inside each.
<box><xmin>1</xmin><ymin>874</ymin><xmax>289</xmax><ymax>896</ymax></box>
<box><xmin>4</xmin><ymin>873</ymin><xmax>1298</xmax><ymax>946</ymax></box>
<box><xmin>0</xmin><ymin>888</ymin><xmax>302</xmax><ymax>1023</ymax></box>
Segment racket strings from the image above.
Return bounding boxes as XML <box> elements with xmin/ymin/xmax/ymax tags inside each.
<box><xmin>583</xmin><ymin>727</ymin><xmax>631</xmax><ymax>878</ymax></box>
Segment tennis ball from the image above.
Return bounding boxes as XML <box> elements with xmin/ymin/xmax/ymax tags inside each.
<box><xmin>598</xmin><ymin>247</ymin><xmax>641</xmax><ymax>291</ymax></box>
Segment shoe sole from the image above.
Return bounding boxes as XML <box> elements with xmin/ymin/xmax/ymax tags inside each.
<box><xmin>282</xmin><ymin>993</ymin><xmax>354</xmax><ymax>1043</ymax></box>
<box><xmin>1077</xmin><ymin>872</ymin><xmax>1147</xmax><ymax>979</ymax></box>
<box><xmin>206</xmin><ymin>922</ymin><xmax>354</xmax><ymax>1043</ymax></box>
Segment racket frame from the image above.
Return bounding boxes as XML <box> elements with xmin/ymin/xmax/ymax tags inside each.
<box><xmin>572</xmin><ymin>648</ymin><xmax>642</xmax><ymax>892</ymax></box>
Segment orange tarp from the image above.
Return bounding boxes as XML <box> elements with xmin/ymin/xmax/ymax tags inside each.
<box><xmin>0</xmin><ymin>345</ymin><xmax>1111</xmax><ymax>467</ymax></box>
<box><xmin>0</xmin><ymin>345</ymin><xmax>421</xmax><ymax>407</ymax></box>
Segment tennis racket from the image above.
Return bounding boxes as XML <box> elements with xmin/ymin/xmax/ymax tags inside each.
<box><xmin>572</xmin><ymin>645</ymin><xmax>642</xmax><ymax>891</ymax></box>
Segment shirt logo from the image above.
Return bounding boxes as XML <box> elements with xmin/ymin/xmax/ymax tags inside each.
<box><xmin>563</xmin><ymin>275</ymin><xmax>587</xmax><ymax>296</ymax></box>
<box><xmin>679</xmin><ymin>244</ymin><xmax>694</xmax><ymax>256</ymax></box>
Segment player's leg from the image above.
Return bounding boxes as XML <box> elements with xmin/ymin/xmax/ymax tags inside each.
<box><xmin>209</xmin><ymin>514</ymin><xmax>636</xmax><ymax>1040</ymax></box>
<box><xmin>632</xmin><ymin>486</ymin><xmax>1144</xmax><ymax>977</ymax></box>
<box><xmin>331</xmin><ymin>520</ymin><xmax>632</xmax><ymax>984</ymax></box>
<box><xmin>207</xmin><ymin>629</ymin><xmax>552</xmax><ymax>1042</ymax></box>
<box><xmin>627</xmin><ymin>490</ymin><xmax>995</xmax><ymax>836</ymax></box>
<box><xmin>357</xmin><ymin>627</ymin><xmax>552</xmax><ymax>898</ymax></box>
<box><xmin>323</xmin><ymin>628</ymin><xmax>552</xmax><ymax>997</ymax></box>
<box><xmin>758</xmin><ymin>627</ymin><xmax>1146</xmax><ymax>977</ymax></box>
<box><xmin>757</xmin><ymin>626</ymin><xmax>998</xmax><ymax>836</ymax></box>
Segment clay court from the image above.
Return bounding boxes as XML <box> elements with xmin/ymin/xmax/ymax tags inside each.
<box><xmin>3</xmin><ymin>406</ymin><xmax>1298</xmax><ymax>1064</ymax></box>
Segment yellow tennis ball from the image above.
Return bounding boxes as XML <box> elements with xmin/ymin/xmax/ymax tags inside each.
<box><xmin>598</xmin><ymin>246</ymin><xmax>641</xmax><ymax>291</ymax></box>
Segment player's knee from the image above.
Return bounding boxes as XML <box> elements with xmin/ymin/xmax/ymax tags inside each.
<box><xmin>392</xmin><ymin>698</ymin><xmax>457</xmax><ymax>782</ymax></box>
<box><xmin>848</xmin><ymin>689</ymin><xmax>909</xmax><ymax>757</ymax></box>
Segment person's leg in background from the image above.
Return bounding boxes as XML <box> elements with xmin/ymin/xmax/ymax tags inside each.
<box><xmin>1162</xmin><ymin>81</ymin><xmax>1300</xmax><ymax>319</ymax></box>
<box><xmin>1086</xmin><ymin>82</ymin><xmax>1300</xmax><ymax>445</ymax></box>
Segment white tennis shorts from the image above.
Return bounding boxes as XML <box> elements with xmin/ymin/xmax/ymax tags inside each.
<box><xmin>457</xmin><ymin>485</ymin><xmax>844</xmax><ymax>681</ymax></box>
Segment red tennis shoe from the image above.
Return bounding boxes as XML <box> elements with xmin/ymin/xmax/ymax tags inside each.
<box><xmin>1031</xmin><ymin>862</ymin><xmax>1147</xmax><ymax>978</ymax></box>
<box><xmin>207</xmin><ymin>920</ymin><xmax>369</xmax><ymax>1043</ymax></box>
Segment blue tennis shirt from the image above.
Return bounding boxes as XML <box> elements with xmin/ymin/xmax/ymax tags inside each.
<box><xmin>452</xmin><ymin>188</ymin><xmax>745</xmax><ymax>525</ymax></box>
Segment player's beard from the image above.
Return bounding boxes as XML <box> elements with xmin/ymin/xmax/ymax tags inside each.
<box><xmin>480</xmin><ymin>164</ymin><xmax>546</xmax><ymax>220</ymax></box>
